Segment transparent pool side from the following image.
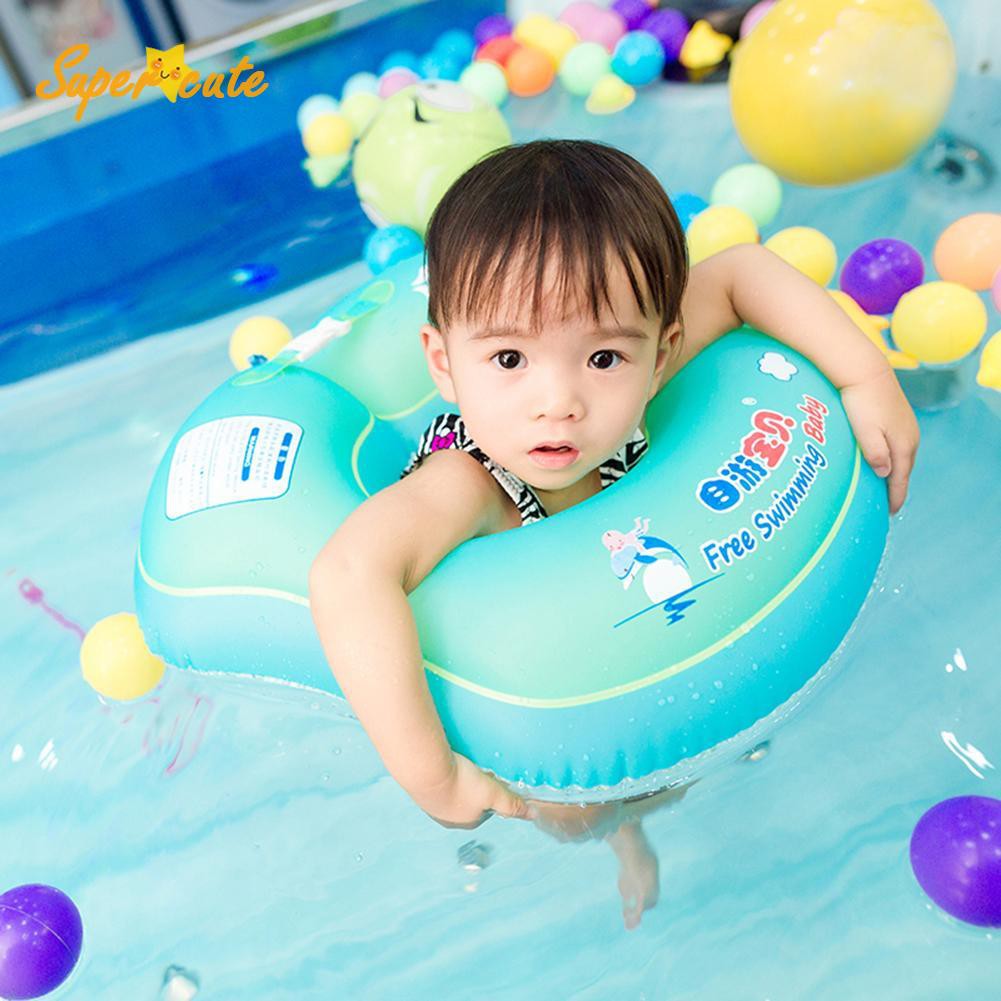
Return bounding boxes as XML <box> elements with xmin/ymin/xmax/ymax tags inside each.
<box><xmin>3</xmin><ymin>37</ymin><xmax>1001</xmax><ymax>1001</ymax></box>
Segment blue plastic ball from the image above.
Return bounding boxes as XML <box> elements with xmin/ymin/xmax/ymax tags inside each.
<box><xmin>671</xmin><ymin>192</ymin><xmax>709</xmax><ymax>231</ymax></box>
<box><xmin>433</xmin><ymin>28</ymin><xmax>476</xmax><ymax>65</ymax></box>
<box><xmin>364</xmin><ymin>226</ymin><xmax>425</xmax><ymax>275</ymax></box>
<box><xmin>418</xmin><ymin>50</ymin><xmax>464</xmax><ymax>81</ymax></box>
<box><xmin>610</xmin><ymin>31</ymin><xmax>666</xmax><ymax>87</ymax></box>
<box><xmin>296</xmin><ymin>93</ymin><xmax>339</xmax><ymax>132</ymax></box>
<box><xmin>341</xmin><ymin>71</ymin><xmax>379</xmax><ymax>99</ymax></box>
<box><xmin>379</xmin><ymin>50</ymin><xmax>421</xmax><ymax>75</ymax></box>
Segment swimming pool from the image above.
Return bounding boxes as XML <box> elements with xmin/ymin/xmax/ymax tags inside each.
<box><xmin>2</xmin><ymin>0</ymin><xmax>1000</xmax><ymax>997</ymax></box>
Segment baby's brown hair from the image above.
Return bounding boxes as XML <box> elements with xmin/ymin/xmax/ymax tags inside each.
<box><xmin>424</xmin><ymin>139</ymin><xmax>688</xmax><ymax>335</ymax></box>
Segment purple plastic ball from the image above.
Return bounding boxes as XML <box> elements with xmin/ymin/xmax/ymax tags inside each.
<box><xmin>612</xmin><ymin>0</ymin><xmax>655</xmax><ymax>31</ymax></box>
<box><xmin>910</xmin><ymin>796</ymin><xmax>1001</xmax><ymax>928</ymax></box>
<box><xmin>639</xmin><ymin>7</ymin><xmax>688</xmax><ymax>62</ymax></box>
<box><xmin>474</xmin><ymin>14</ymin><xmax>513</xmax><ymax>48</ymax></box>
<box><xmin>839</xmin><ymin>238</ymin><xmax>924</xmax><ymax>315</ymax></box>
<box><xmin>0</xmin><ymin>885</ymin><xmax>83</xmax><ymax>999</ymax></box>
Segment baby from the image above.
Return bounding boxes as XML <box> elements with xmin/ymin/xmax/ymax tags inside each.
<box><xmin>309</xmin><ymin>139</ymin><xmax>919</xmax><ymax>929</ymax></box>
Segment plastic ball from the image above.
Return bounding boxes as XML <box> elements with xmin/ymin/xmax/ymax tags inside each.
<box><xmin>612</xmin><ymin>0</ymin><xmax>656</xmax><ymax>32</ymax></box>
<box><xmin>474</xmin><ymin>14</ymin><xmax>513</xmax><ymax>47</ymax></box>
<box><xmin>379</xmin><ymin>50</ymin><xmax>420</xmax><ymax>75</ymax></box>
<box><xmin>419</xmin><ymin>50</ymin><xmax>464</xmax><ymax>81</ymax></box>
<box><xmin>476</xmin><ymin>35</ymin><xmax>520</xmax><ymax>67</ymax></box>
<box><xmin>639</xmin><ymin>8</ymin><xmax>688</xmax><ymax>62</ymax></box>
<box><xmin>378</xmin><ymin>67</ymin><xmax>419</xmax><ymax>99</ymax></box>
<box><xmin>686</xmin><ymin>205</ymin><xmax>759</xmax><ymax>265</ymax></box>
<box><xmin>459</xmin><ymin>60</ymin><xmax>509</xmax><ymax>106</ymax></box>
<box><xmin>740</xmin><ymin>0</ymin><xmax>776</xmax><ymax>38</ymax></box>
<box><xmin>910</xmin><ymin>796</ymin><xmax>1001</xmax><ymax>927</ymax></box>
<box><xmin>932</xmin><ymin>213</ymin><xmax>1001</xmax><ymax>291</ymax></box>
<box><xmin>611</xmin><ymin>31</ymin><xmax>666</xmax><ymax>86</ymax></box>
<box><xmin>296</xmin><ymin>93</ymin><xmax>338</xmax><ymax>132</ymax></box>
<box><xmin>730</xmin><ymin>0</ymin><xmax>956</xmax><ymax>185</ymax></box>
<box><xmin>840</xmin><ymin>239</ymin><xmax>925</xmax><ymax>315</ymax></box>
<box><xmin>301</xmin><ymin>111</ymin><xmax>353</xmax><ymax>157</ymax></box>
<box><xmin>670</xmin><ymin>192</ymin><xmax>709</xmax><ymax>231</ymax></box>
<box><xmin>993</xmin><ymin>266</ymin><xmax>1001</xmax><ymax>312</ymax></box>
<box><xmin>433</xmin><ymin>28</ymin><xmax>476</xmax><ymax>65</ymax></box>
<box><xmin>585</xmin><ymin>73</ymin><xmax>636</xmax><ymax>115</ymax></box>
<box><xmin>228</xmin><ymin>315</ymin><xmax>292</xmax><ymax>371</ymax></box>
<box><xmin>764</xmin><ymin>227</ymin><xmax>837</xmax><ymax>286</ymax></box>
<box><xmin>559</xmin><ymin>1</ymin><xmax>627</xmax><ymax>53</ymax></box>
<box><xmin>340</xmin><ymin>91</ymin><xmax>381</xmax><ymax>136</ymax></box>
<box><xmin>353</xmin><ymin>82</ymin><xmax>511</xmax><ymax>235</ymax></box>
<box><xmin>505</xmin><ymin>45</ymin><xmax>556</xmax><ymax>97</ymax></box>
<box><xmin>0</xmin><ymin>884</ymin><xmax>83</xmax><ymax>999</ymax></box>
<box><xmin>976</xmin><ymin>330</ymin><xmax>1001</xmax><ymax>391</ymax></box>
<box><xmin>80</xmin><ymin>611</ymin><xmax>166</xmax><ymax>701</ymax></box>
<box><xmin>558</xmin><ymin>42</ymin><xmax>611</xmax><ymax>96</ymax></box>
<box><xmin>890</xmin><ymin>281</ymin><xmax>988</xmax><ymax>364</ymax></box>
<box><xmin>341</xmin><ymin>71</ymin><xmax>379</xmax><ymax>99</ymax></box>
<box><xmin>710</xmin><ymin>163</ymin><xmax>782</xmax><ymax>228</ymax></box>
<box><xmin>364</xmin><ymin>225</ymin><xmax>424</xmax><ymax>274</ymax></box>
<box><xmin>513</xmin><ymin>15</ymin><xmax>578</xmax><ymax>68</ymax></box>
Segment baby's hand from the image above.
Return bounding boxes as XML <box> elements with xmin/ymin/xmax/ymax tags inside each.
<box><xmin>412</xmin><ymin>752</ymin><xmax>535</xmax><ymax>830</ymax></box>
<box><xmin>840</xmin><ymin>367</ymin><xmax>919</xmax><ymax>515</ymax></box>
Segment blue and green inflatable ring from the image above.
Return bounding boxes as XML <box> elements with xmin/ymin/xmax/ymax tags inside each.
<box><xmin>135</xmin><ymin>255</ymin><xmax>888</xmax><ymax>800</ymax></box>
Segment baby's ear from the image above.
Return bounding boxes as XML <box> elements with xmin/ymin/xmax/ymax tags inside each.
<box><xmin>420</xmin><ymin>323</ymin><xmax>457</xmax><ymax>403</ymax></box>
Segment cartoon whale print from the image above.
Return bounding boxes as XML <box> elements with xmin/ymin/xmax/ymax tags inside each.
<box><xmin>601</xmin><ymin>516</ymin><xmax>693</xmax><ymax>604</ymax></box>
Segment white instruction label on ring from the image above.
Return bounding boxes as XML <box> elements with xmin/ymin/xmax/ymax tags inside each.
<box><xmin>165</xmin><ymin>415</ymin><xmax>303</xmax><ymax>519</ymax></box>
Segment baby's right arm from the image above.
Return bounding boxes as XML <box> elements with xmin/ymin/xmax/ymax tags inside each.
<box><xmin>308</xmin><ymin>448</ymin><xmax>530</xmax><ymax>828</ymax></box>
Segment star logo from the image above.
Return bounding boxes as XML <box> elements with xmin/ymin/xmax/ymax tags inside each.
<box><xmin>145</xmin><ymin>44</ymin><xmax>192</xmax><ymax>103</ymax></box>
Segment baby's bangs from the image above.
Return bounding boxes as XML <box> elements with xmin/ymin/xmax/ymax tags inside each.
<box><xmin>425</xmin><ymin>140</ymin><xmax>687</xmax><ymax>333</ymax></box>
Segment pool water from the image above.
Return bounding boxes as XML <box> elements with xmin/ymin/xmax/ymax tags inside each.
<box><xmin>3</xmin><ymin>5</ymin><xmax>1001</xmax><ymax>999</ymax></box>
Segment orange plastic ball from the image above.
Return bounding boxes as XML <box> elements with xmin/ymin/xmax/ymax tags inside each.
<box><xmin>476</xmin><ymin>36</ymin><xmax>520</xmax><ymax>67</ymax></box>
<box><xmin>932</xmin><ymin>213</ymin><xmax>1001</xmax><ymax>291</ymax></box>
<box><xmin>505</xmin><ymin>45</ymin><xmax>556</xmax><ymax>96</ymax></box>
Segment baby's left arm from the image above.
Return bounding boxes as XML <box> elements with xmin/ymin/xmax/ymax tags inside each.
<box><xmin>665</xmin><ymin>243</ymin><xmax>919</xmax><ymax>514</ymax></box>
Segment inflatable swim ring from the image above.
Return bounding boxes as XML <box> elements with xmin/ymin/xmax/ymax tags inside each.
<box><xmin>135</xmin><ymin>254</ymin><xmax>888</xmax><ymax>800</ymax></box>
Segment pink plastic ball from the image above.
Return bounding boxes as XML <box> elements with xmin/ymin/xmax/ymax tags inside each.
<box><xmin>559</xmin><ymin>1</ymin><xmax>627</xmax><ymax>53</ymax></box>
<box><xmin>378</xmin><ymin>68</ymin><xmax>419</xmax><ymax>99</ymax></box>
<box><xmin>740</xmin><ymin>0</ymin><xmax>776</xmax><ymax>38</ymax></box>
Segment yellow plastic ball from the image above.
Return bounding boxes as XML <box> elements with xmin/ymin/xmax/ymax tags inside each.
<box><xmin>765</xmin><ymin>226</ymin><xmax>837</xmax><ymax>285</ymax></box>
<box><xmin>976</xmin><ymin>330</ymin><xmax>1001</xmax><ymax>391</ymax></box>
<box><xmin>81</xmin><ymin>612</ymin><xmax>165</xmax><ymax>701</ymax></box>
<box><xmin>890</xmin><ymin>281</ymin><xmax>988</xmax><ymax>364</ymax></box>
<box><xmin>229</xmin><ymin>316</ymin><xmax>292</xmax><ymax>371</ymax></box>
<box><xmin>729</xmin><ymin>0</ymin><xmax>956</xmax><ymax>185</ymax></box>
<box><xmin>514</xmin><ymin>14</ymin><xmax>578</xmax><ymax>67</ymax></box>
<box><xmin>585</xmin><ymin>73</ymin><xmax>635</xmax><ymax>114</ymax></box>
<box><xmin>302</xmin><ymin>112</ymin><xmax>353</xmax><ymax>157</ymax></box>
<box><xmin>340</xmin><ymin>92</ymin><xmax>381</xmax><ymax>137</ymax></box>
<box><xmin>686</xmin><ymin>205</ymin><xmax>759</xmax><ymax>265</ymax></box>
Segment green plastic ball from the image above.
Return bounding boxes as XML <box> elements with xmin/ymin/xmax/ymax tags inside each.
<box><xmin>710</xmin><ymin>163</ymin><xmax>783</xmax><ymax>228</ymax></box>
<box><xmin>459</xmin><ymin>60</ymin><xmax>509</xmax><ymax>106</ymax></box>
<box><xmin>559</xmin><ymin>42</ymin><xmax>611</xmax><ymax>97</ymax></box>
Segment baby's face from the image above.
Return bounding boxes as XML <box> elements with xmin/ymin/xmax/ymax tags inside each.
<box><xmin>420</xmin><ymin>254</ymin><xmax>670</xmax><ymax>507</ymax></box>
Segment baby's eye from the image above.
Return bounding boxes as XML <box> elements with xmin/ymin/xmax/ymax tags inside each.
<box><xmin>589</xmin><ymin>350</ymin><xmax>624</xmax><ymax>370</ymax></box>
<box><xmin>491</xmin><ymin>350</ymin><xmax>524</xmax><ymax>370</ymax></box>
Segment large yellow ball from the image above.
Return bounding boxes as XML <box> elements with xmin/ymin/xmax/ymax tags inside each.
<box><xmin>229</xmin><ymin>316</ymin><xmax>292</xmax><ymax>371</ymax></box>
<box><xmin>765</xmin><ymin>226</ymin><xmax>837</xmax><ymax>285</ymax></box>
<box><xmin>890</xmin><ymin>281</ymin><xmax>987</xmax><ymax>364</ymax></box>
<box><xmin>729</xmin><ymin>0</ymin><xmax>956</xmax><ymax>185</ymax></box>
<box><xmin>81</xmin><ymin>612</ymin><xmax>165</xmax><ymax>701</ymax></box>
<box><xmin>686</xmin><ymin>205</ymin><xmax>759</xmax><ymax>265</ymax></box>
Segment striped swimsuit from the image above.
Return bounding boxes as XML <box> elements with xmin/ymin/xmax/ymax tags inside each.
<box><xmin>399</xmin><ymin>412</ymin><xmax>649</xmax><ymax>526</ymax></box>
